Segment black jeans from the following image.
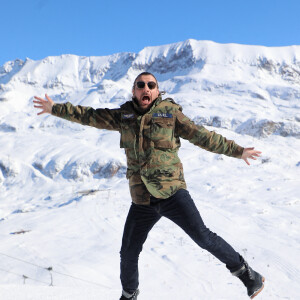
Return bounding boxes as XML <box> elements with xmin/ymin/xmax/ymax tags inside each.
<box><xmin>120</xmin><ymin>189</ymin><xmax>243</xmax><ymax>293</ymax></box>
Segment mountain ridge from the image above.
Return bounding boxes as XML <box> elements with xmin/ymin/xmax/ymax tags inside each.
<box><xmin>2</xmin><ymin>39</ymin><xmax>300</xmax><ymax>85</ymax></box>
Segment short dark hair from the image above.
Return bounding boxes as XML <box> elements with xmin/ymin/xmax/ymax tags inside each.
<box><xmin>132</xmin><ymin>72</ymin><xmax>159</xmax><ymax>89</ymax></box>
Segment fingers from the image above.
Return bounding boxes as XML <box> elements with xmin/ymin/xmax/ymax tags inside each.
<box><xmin>248</xmin><ymin>156</ymin><xmax>257</xmax><ymax>162</ymax></box>
<box><xmin>33</xmin><ymin>97</ymin><xmax>46</xmax><ymax>115</ymax></box>
<box><xmin>34</xmin><ymin>96</ymin><xmax>47</xmax><ymax>102</ymax></box>
<box><xmin>242</xmin><ymin>147</ymin><xmax>262</xmax><ymax>165</ymax></box>
<box><xmin>33</xmin><ymin>100</ymin><xmax>44</xmax><ymax>106</ymax></box>
<box><xmin>45</xmin><ymin>94</ymin><xmax>53</xmax><ymax>102</ymax></box>
<box><xmin>33</xmin><ymin>105</ymin><xmax>44</xmax><ymax>109</ymax></box>
<box><xmin>34</xmin><ymin>94</ymin><xmax>53</xmax><ymax>103</ymax></box>
<box><xmin>244</xmin><ymin>148</ymin><xmax>262</xmax><ymax>157</ymax></box>
<box><xmin>33</xmin><ymin>94</ymin><xmax>54</xmax><ymax>115</ymax></box>
<box><xmin>249</xmin><ymin>152</ymin><xmax>261</xmax><ymax>158</ymax></box>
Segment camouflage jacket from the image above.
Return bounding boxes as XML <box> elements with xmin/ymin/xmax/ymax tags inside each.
<box><xmin>52</xmin><ymin>96</ymin><xmax>244</xmax><ymax>205</ymax></box>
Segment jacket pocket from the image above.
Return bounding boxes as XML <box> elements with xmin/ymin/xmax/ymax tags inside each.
<box><xmin>120</xmin><ymin>119</ymin><xmax>136</xmax><ymax>149</ymax></box>
<box><xmin>151</xmin><ymin>117</ymin><xmax>175</xmax><ymax>149</ymax></box>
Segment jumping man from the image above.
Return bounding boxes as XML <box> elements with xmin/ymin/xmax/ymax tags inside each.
<box><xmin>34</xmin><ymin>72</ymin><xmax>265</xmax><ymax>299</ymax></box>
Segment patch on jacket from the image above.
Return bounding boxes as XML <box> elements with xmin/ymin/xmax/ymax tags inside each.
<box><xmin>122</xmin><ymin>113</ymin><xmax>135</xmax><ymax>119</ymax></box>
<box><xmin>152</xmin><ymin>113</ymin><xmax>173</xmax><ymax>118</ymax></box>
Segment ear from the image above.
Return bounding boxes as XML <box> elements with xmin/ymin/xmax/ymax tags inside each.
<box><xmin>156</xmin><ymin>87</ymin><xmax>160</xmax><ymax>97</ymax></box>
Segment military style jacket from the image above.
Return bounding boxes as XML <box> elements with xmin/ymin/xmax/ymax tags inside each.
<box><xmin>52</xmin><ymin>96</ymin><xmax>244</xmax><ymax>205</ymax></box>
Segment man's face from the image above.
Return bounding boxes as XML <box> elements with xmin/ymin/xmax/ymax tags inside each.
<box><xmin>132</xmin><ymin>75</ymin><xmax>160</xmax><ymax>111</ymax></box>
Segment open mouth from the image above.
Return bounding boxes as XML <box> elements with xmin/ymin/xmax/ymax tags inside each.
<box><xmin>141</xmin><ymin>95</ymin><xmax>151</xmax><ymax>104</ymax></box>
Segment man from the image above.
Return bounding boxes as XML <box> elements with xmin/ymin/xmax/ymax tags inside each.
<box><xmin>34</xmin><ymin>72</ymin><xmax>265</xmax><ymax>299</ymax></box>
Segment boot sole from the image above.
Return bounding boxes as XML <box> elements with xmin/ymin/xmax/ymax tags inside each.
<box><xmin>250</xmin><ymin>277</ymin><xmax>265</xmax><ymax>299</ymax></box>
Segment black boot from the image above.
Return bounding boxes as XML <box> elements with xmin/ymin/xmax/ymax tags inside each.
<box><xmin>232</xmin><ymin>261</ymin><xmax>265</xmax><ymax>299</ymax></box>
<box><xmin>119</xmin><ymin>289</ymin><xmax>139</xmax><ymax>300</ymax></box>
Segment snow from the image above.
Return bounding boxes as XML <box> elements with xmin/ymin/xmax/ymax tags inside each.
<box><xmin>0</xmin><ymin>39</ymin><xmax>300</xmax><ymax>299</ymax></box>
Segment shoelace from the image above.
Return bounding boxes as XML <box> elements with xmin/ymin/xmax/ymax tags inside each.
<box><xmin>244</xmin><ymin>262</ymin><xmax>254</xmax><ymax>280</ymax></box>
<box><xmin>122</xmin><ymin>289</ymin><xmax>139</xmax><ymax>299</ymax></box>
<box><xmin>131</xmin><ymin>290</ymin><xmax>139</xmax><ymax>299</ymax></box>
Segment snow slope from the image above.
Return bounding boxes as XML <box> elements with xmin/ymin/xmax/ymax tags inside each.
<box><xmin>0</xmin><ymin>39</ymin><xmax>299</xmax><ymax>299</ymax></box>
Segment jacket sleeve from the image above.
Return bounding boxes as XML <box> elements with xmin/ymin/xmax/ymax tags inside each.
<box><xmin>175</xmin><ymin>109</ymin><xmax>244</xmax><ymax>158</ymax></box>
<box><xmin>51</xmin><ymin>102</ymin><xmax>121</xmax><ymax>131</ymax></box>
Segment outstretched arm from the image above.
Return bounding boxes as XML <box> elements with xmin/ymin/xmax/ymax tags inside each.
<box><xmin>175</xmin><ymin>109</ymin><xmax>262</xmax><ymax>164</ymax></box>
<box><xmin>176</xmin><ymin>109</ymin><xmax>244</xmax><ymax>158</ymax></box>
<box><xmin>33</xmin><ymin>94</ymin><xmax>121</xmax><ymax>131</ymax></box>
<box><xmin>241</xmin><ymin>147</ymin><xmax>262</xmax><ymax>165</ymax></box>
<box><xmin>33</xmin><ymin>94</ymin><xmax>54</xmax><ymax>115</ymax></box>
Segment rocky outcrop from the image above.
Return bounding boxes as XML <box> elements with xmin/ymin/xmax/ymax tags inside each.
<box><xmin>193</xmin><ymin>116</ymin><xmax>300</xmax><ymax>139</ymax></box>
<box><xmin>33</xmin><ymin>159</ymin><xmax>126</xmax><ymax>181</ymax></box>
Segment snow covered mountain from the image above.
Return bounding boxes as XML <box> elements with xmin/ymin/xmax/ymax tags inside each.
<box><xmin>0</xmin><ymin>39</ymin><xmax>299</xmax><ymax>299</ymax></box>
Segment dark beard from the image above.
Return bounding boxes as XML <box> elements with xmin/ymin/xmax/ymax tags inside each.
<box><xmin>131</xmin><ymin>96</ymin><xmax>156</xmax><ymax>113</ymax></box>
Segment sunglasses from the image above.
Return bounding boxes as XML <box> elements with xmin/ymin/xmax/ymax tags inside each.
<box><xmin>136</xmin><ymin>81</ymin><xmax>157</xmax><ymax>89</ymax></box>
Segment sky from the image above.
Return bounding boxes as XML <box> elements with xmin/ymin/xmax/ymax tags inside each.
<box><xmin>1</xmin><ymin>0</ymin><xmax>300</xmax><ymax>66</ymax></box>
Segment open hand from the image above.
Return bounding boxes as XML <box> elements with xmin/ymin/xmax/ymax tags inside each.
<box><xmin>241</xmin><ymin>147</ymin><xmax>262</xmax><ymax>165</ymax></box>
<box><xmin>33</xmin><ymin>94</ymin><xmax>54</xmax><ymax>115</ymax></box>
